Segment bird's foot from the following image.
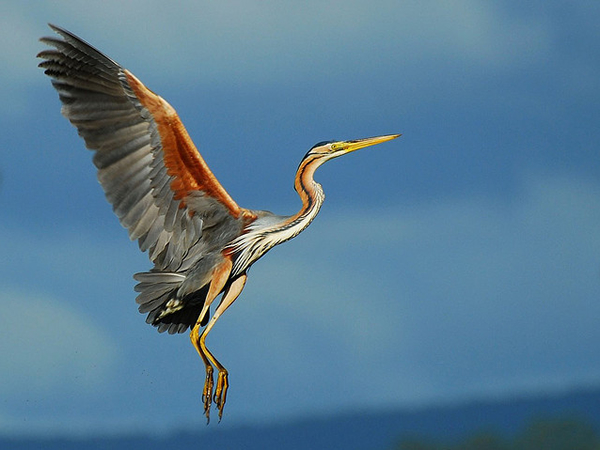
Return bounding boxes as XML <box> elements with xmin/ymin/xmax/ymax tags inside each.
<box><xmin>202</xmin><ymin>365</ymin><xmax>214</xmax><ymax>422</ymax></box>
<box><xmin>214</xmin><ymin>370</ymin><xmax>229</xmax><ymax>422</ymax></box>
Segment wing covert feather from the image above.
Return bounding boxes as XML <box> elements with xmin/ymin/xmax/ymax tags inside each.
<box><xmin>122</xmin><ymin>71</ymin><xmax>242</xmax><ymax>217</ymax></box>
<box><xmin>38</xmin><ymin>24</ymin><xmax>249</xmax><ymax>271</ymax></box>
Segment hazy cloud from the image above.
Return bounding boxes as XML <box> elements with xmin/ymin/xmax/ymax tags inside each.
<box><xmin>0</xmin><ymin>289</ymin><xmax>119</xmax><ymax>396</ymax></box>
<box><xmin>5</xmin><ymin>0</ymin><xmax>555</xmax><ymax>116</ymax></box>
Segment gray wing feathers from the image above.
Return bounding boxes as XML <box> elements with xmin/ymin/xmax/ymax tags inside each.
<box><xmin>38</xmin><ymin>25</ymin><xmax>208</xmax><ymax>273</ymax></box>
<box><xmin>39</xmin><ymin>25</ymin><xmax>245</xmax><ymax>333</ymax></box>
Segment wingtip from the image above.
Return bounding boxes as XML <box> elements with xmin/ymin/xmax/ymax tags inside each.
<box><xmin>46</xmin><ymin>23</ymin><xmax>75</xmax><ymax>40</ymax></box>
<box><xmin>39</xmin><ymin>23</ymin><xmax>68</xmax><ymax>45</ymax></box>
<box><xmin>38</xmin><ymin>24</ymin><xmax>121</xmax><ymax>68</ymax></box>
<box><xmin>46</xmin><ymin>23</ymin><xmax>63</xmax><ymax>36</ymax></box>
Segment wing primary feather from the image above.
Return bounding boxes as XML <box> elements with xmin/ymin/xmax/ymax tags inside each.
<box><xmin>39</xmin><ymin>25</ymin><xmax>253</xmax><ymax>333</ymax></box>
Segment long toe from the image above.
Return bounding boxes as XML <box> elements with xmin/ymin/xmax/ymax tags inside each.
<box><xmin>202</xmin><ymin>366</ymin><xmax>215</xmax><ymax>422</ymax></box>
<box><xmin>214</xmin><ymin>371</ymin><xmax>229</xmax><ymax>421</ymax></box>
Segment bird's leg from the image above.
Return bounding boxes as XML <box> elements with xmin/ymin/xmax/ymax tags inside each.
<box><xmin>189</xmin><ymin>257</ymin><xmax>233</xmax><ymax>422</ymax></box>
<box><xmin>200</xmin><ymin>274</ymin><xmax>247</xmax><ymax>421</ymax></box>
<box><xmin>190</xmin><ymin>322</ymin><xmax>214</xmax><ymax>415</ymax></box>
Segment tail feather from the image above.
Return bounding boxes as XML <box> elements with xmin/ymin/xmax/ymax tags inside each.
<box><xmin>133</xmin><ymin>271</ymin><xmax>209</xmax><ymax>334</ymax></box>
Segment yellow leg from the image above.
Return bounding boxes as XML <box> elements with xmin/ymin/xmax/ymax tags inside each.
<box><xmin>189</xmin><ymin>258</ymin><xmax>233</xmax><ymax>422</ymax></box>
<box><xmin>190</xmin><ymin>322</ymin><xmax>214</xmax><ymax>416</ymax></box>
<box><xmin>201</xmin><ymin>274</ymin><xmax>247</xmax><ymax>421</ymax></box>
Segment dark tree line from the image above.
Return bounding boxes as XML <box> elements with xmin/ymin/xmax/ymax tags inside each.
<box><xmin>393</xmin><ymin>417</ymin><xmax>600</xmax><ymax>450</ymax></box>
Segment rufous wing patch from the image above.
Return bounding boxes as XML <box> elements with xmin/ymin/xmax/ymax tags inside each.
<box><xmin>124</xmin><ymin>70</ymin><xmax>242</xmax><ymax>218</ymax></box>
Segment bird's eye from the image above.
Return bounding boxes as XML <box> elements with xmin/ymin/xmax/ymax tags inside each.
<box><xmin>330</xmin><ymin>142</ymin><xmax>346</xmax><ymax>151</ymax></box>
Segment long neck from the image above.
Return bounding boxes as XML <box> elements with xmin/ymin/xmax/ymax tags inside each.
<box><xmin>229</xmin><ymin>154</ymin><xmax>326</xmax><ymax>276</ymax></box>
<box><xmin>283</xmin><ymin>154</ymin><xmax>326</xmax><ymax>241</ymax></box>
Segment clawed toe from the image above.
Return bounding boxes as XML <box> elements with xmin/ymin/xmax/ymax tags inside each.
<box><xmin>202</xmin><ymin>366</ymin><xmax>214</xmax><ymax>421</ymax></box>
<box><xmin>214</xmin><ymin>371</ymin><xmax>229</xmax><ymax>421</ymax></box>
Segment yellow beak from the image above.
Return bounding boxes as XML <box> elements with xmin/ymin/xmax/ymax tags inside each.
<box><xmin>332</xmin><ymin>134</ymin><xmax>401</xmax><ymax>153</ymax></box>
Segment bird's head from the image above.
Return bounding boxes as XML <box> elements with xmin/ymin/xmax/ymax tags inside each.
<box><xmin>305</xmin><ymin>134</ymin><xmax>401</xmax><ymax>161</ymax></box>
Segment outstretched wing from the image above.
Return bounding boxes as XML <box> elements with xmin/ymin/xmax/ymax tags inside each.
<box><xmin>38</xmin><ymin>24</ymin><xmax>251</xmax><ymax>272</ymax></box>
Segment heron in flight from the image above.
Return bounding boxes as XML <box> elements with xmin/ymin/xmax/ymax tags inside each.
<box><xmin>38</xmin><ymin>24</ymin><xmax>399</xmax><ymax>421</ymax></box>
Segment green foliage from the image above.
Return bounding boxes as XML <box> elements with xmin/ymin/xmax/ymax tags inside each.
<box><xmin>392</xmin><ymin>417</ymin><xmax>600</xmax><ymax>450</ymax></box>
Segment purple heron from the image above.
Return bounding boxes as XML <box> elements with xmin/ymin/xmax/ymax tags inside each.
<box><xmin>38</xmin><ymin>24</ymin><xmax>399</xmax><ymax>421</ymax></box>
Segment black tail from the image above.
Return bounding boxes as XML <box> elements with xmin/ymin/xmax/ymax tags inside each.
<box><xmin>134</xmin><ymin>272</ymin><xmax>210</xmax><ymax>334</ymax></box>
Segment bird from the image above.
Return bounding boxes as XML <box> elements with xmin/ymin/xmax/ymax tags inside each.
<box><xmin>38</xmin><ymin>24</ymin><xmax>399</xmax><ymax>422</ymax></box>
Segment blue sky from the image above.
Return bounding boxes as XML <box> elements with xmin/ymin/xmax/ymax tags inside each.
<box><xmin>1</xmin><ymin>0</ymin><xmax>599</xmax><ymax>435</ymax></box>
